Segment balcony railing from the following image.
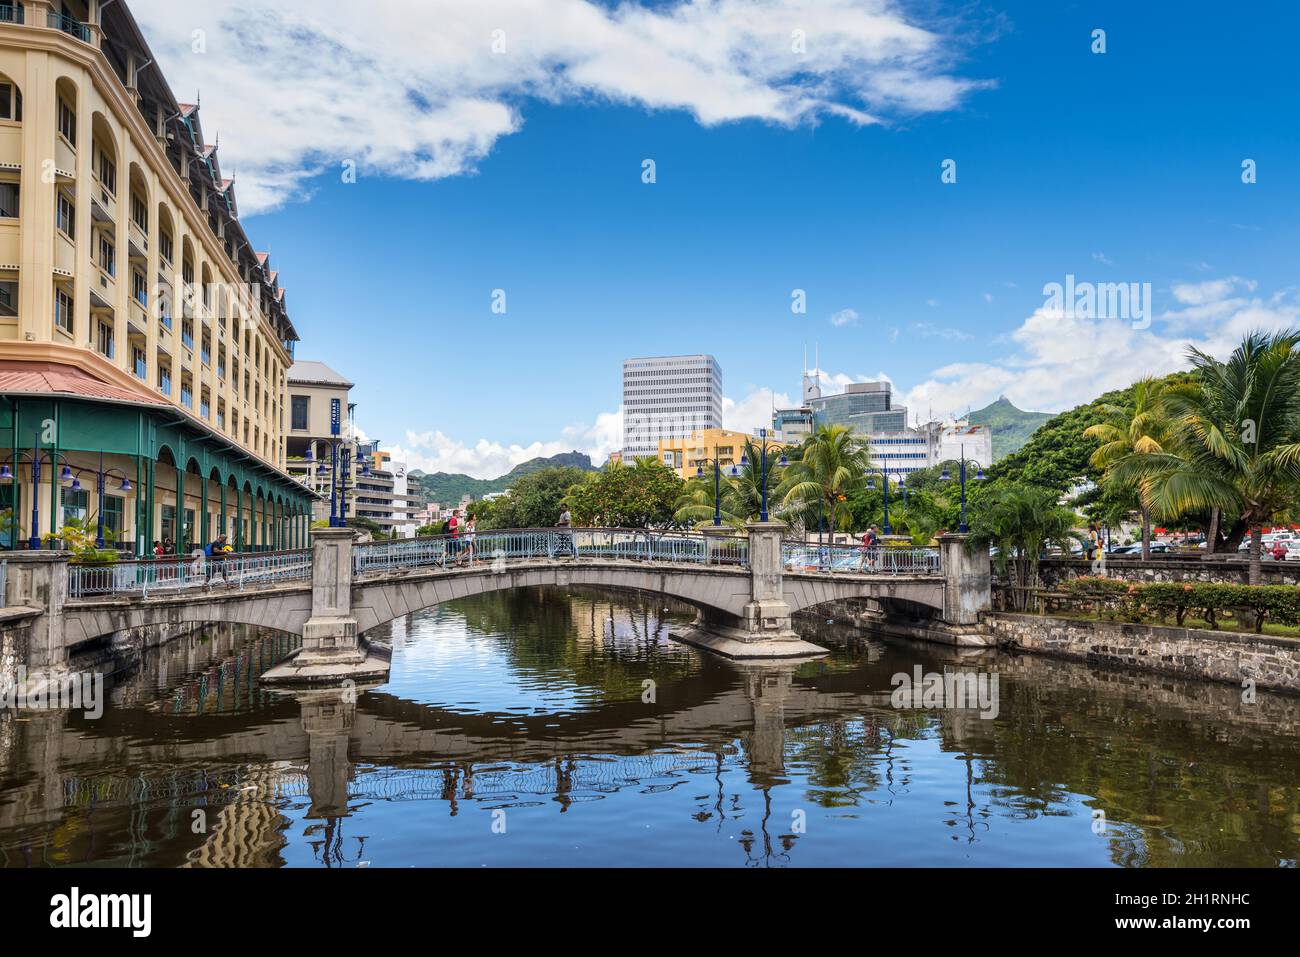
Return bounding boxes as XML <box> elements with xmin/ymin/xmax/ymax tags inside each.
<box><xmin>0</xmin><ymin>4</ymin><xmax>24</xmax><ymax>25</ymax></box>
<box><xmin>48</xmin><ymin>11</ymin><xmax>91</xmax><ymax>42</ymax></box>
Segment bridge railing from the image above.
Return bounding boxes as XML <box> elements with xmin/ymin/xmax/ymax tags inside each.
<box><xmin>782</xmin><ymin>543</ymin><xmax>940</xmax><ymax>575</ymax></box>
<box><xmin>353</xmin><ymin>527</ymin><xmax>749</xmax><ymax>576</ymax></box>
<box><xmin>67</xmin><ymin>549</ymin><xmax>313</xmax><ymax>599</ymax></box>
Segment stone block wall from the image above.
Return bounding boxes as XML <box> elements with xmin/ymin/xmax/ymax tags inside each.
<box><xmin>983</xmin><ymin>611</ymin><xmax>1300</xmax><ymax>694</ymax></box>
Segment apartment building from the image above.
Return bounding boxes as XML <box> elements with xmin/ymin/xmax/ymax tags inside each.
<box><xmin>353</xmin><ymin>443</ymin><xmax>421</xmax><ymax>538</ymax></box>
<box><xmin>285</xmin><ymin>360</ymin><xmax>358</xmax><ymax>524</ymax></box>
<box><xmin>621</xmin><ymin>354</ymin><xmax>722</xmax><ymax>461</ymax></box>
<box><xmin>657</xmin><ymin>427</ymin><xmax>787</xmax><ymax>482</ymax></box>
<box><xmin>0</xmin><ymin>1</ymin><xmax>313</xmax><ymax>553</ymax></box>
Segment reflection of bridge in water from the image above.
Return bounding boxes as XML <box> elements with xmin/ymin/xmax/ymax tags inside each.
<box><xmin>7</xmin><ymin>605</ymin><xmax>1300</xmax><ymax>868</ymax></box>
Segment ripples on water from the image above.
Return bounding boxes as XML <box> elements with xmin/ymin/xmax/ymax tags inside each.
<box><xmin>1</xmin><ymin>586</ymin><xmax>1298</xmax><ymax>867</ymax></box>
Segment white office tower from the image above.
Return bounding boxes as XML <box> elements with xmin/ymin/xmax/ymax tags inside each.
<box><xmin>802</xmin><ymin>344</ymin><xmax>822</xmax><ymax>403</ymax></box>
<box><xmin>622</xmin><ymin>355</ymin><xmax>723</xmax><ymax>461</ymax></box>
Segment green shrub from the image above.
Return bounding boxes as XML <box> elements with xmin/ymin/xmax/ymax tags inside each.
<box><xmin>1060</xmin><ymin>578</ymin><xmax>1300</xmax><ymax>632</ymax></box>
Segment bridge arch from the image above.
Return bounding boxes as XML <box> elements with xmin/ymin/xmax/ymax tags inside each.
<box><xmin>349</xmin><ymin>564</ymin><xmax>757</xmax><ymax>639</ymax></box>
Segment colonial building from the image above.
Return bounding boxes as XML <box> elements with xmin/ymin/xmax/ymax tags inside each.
<box><xmin>0</xmin><ymin>2</ymin><xmax>315</xmax><ymax>553</ymax></box>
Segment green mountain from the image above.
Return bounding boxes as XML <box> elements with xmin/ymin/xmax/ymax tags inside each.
<box><xmin>967</xmin><ymin>396</ymin><xmax>1055</xmax><ymax>459</ymax></box>
<box><xmin>409</xmin><ymin>451</ymin><xmax>597</xmax><ymax>505</ymax></box>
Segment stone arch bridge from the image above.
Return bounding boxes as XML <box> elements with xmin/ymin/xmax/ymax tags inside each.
<box><xmin>4</xmin><ymin>524</ymin><xmax>991</xmax><ymax>682</ymax></box>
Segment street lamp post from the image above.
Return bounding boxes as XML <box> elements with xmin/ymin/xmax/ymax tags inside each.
<box><xmin>939</xmin><ymin>445</ymin><xmax>985</xmax><ymax>533</ymax></box>
<box><xmin>694</xmin><ymin>457</ymin><xmax>740</xmax><ymax>526</ymax></box>
<box><xmin>864</xmin><ymin>470</ymin><xmax>908</xmax><ymax>536</ymax></box>
<box><xmin>306</xmin><ymin>440</ymin><xmax>369</xmax><ymax>528</ymax></box>
<box><xmin>739</xmin><ymin>429</ymin><xmax>787</xmax><ymax>523</ymax></box>
<box><xmin>0</xmin><ymin>438</ymin><xmax>78</xmax><ymax>549</ymax></box>
<box><xmin>70</xmin><ymin>451</ymin><xmax>133</xmax><ymax>548</ymax></box>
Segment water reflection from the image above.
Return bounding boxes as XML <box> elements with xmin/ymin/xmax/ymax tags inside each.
<box><xmin>1</xmin><ymin>586</ymin><xmax>1298</xmax><ymax>867</ymax></box>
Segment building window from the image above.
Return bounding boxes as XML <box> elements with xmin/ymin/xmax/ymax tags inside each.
<box><xmin>95</xmin><ymin>149</ymin><xmax>115</xmax><ymax>195</ymax></box>
<box><xmin>160</xmin><ymin>504</ymin><xmax>175</xmax><ymax>543</ymax></box>
<box><xmin>0</xmin><ymin>180</ymin><xmax>17</xmax><ymax>218</ymax></box>
<box><xmin>132</xmin><ymin>270</ymin><xmax>147</xmax><ymax>306</ymax></box>
<box><xmin>54</xmin><ymin>287</ymin><xmax>73</xmax><ymax>334</ymax></box>
<box><xmin>57</xmin><ymin>98</ymin><xmax>75</xmax><ymax>146</ymax></box>
<box><xmin>55</xmin><ymin>190</ymin><xmax>75</xmax><ymax>237</ymax></box>
<box><xmin>0</xmin><ymin>82</ymin><xmax>21</xmax><ymax>123</ymax></box>
<box><xmin>102</xmin><ymin>495</ymin><xmax>124</xmax><ymax>542</ymax></box>
<box><xmin>96</xmin><ymin>318</ymin><xmax>114</xmax><ymax>359</ymax></box>
<box><xmin>159</xmin><ymin>230</ymin><xmax>173</xmax><ymax>265</ymax></box>
<box><xmin>61</xmin><ymin>487</ymin><xmax>89</xmax><ymax>528</ymax></box>
<box><xmin>131</xmin><ymin>194</ymin><xmax>147</xmax><ymax>232</ymax></box>
<box><xmin>291</xmin><ymin>395</ymin><xmax>309</xmax><ymax>431</ymax></box>
<box><xmin>180</xmin><ymin>382</ymin><xmax>193</xmax><ymax>408</ymax></box>
<box><xmin>0</xmin><ymin>280</ymin><xmax>15</xmax><ymax>318</ymax></box>
<box><xmin>98</xmin><ymin>234</ymin><xmax>115</xmax><ymax>276</ymax></box>
<box><xmin>132</xmin><ymin>345</ymin><xmax>147</xmax><ymax>380</ymax></box>
<box><xmin>158</xmin><ymin>364</ymin><xmax>171</xmax><ymax>394</ymax></box>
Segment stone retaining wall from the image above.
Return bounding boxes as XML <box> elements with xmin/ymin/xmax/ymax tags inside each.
<box><xmin>983</xmin><ymin>611</ymin><xmax>1300</xmax><ymax>694</ymax></box>
<box><xmin>1037</xmin><ymin>557</ymin><xmax>1300</xmax><ymax>587</ymax></box>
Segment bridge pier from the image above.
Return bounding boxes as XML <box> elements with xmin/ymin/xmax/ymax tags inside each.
<box><xmin>672</xmin><ymin>522</ymin><xmax>828</xmax><ymax>659</ymax></box>
<box><xmin>262</xmin><ymin>527</ymin><xmax>390</xmax><ymax>685</ymax></box>
<box><xmin>1</xmin><ymin>550</ymin><xmax>72</xmax><ymax>682</ymax></box>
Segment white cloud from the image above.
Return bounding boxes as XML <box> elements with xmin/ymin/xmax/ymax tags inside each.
<box><xmin>1171</xmin><ymin>276</ymin><xmax>1255</xmax><ymax>306</ymax></box>
<box><xmin>909</xmin><ymin>320</ymin><xmax>972</xmax><ymax>341</ymax></box>
<box><xmin>1091</xmin><ymin>251</ymin><xmax>1114</xmax><ymax>266</ymax></box>
<box><xmin>131</xmin><ymin>0</ymin><xmax>989</xmax><ymax>213</ymax></box>
<box><xmin>392</xmin><ymin>407</ymin><xmax>622</xmax><ymax>479</ymax></box>
<box><xmin>829</xmin><ymin>308</ymin><xmax>859</xmax><ymax>327</ymax></box>
<box><xmin>901</xmin><ymin>278</ymin><xmax>1300</xmax><ymax>418</ymax></box>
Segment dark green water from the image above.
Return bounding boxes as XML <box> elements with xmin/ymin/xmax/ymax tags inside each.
<box><xmin>1</xmin><ymin>586</ymin><xmax>1297</xmax><ymax>867</ymax></box>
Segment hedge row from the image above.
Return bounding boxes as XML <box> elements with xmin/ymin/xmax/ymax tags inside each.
<box><xmin>1058</xmin><ymin>576</ymin><xmax>1300</xmax><ymax>632</ymax></box>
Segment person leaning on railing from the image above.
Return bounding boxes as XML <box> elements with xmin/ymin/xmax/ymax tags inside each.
<box><xmin>205</xmin><ymin>534</ymin><xmax>231</xmax><ymax>587</ymax></box>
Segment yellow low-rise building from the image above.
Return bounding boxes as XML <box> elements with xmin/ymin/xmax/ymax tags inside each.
<box><xmin>657</xmin><ymin>429</ymin><xmax>787</xmax><ymax>481</ymax></box>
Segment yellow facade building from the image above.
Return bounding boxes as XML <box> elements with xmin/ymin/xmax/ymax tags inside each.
<box><xmin>657</xmin><ymin>429</ymin><xmax>788</xmax><ymax>481</ymax></box>
<box><xmin>0</xmin><ymin>2</ymin><xmax>314</xmax><ymax>554</ymax></box>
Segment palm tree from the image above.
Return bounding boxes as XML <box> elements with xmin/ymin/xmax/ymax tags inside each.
<box><xmin>969</xmin><ymin>484</ymin><xmax>1083</xmax><ymax>611</ymax></box>
<box><xmin>1116</xmin><ymin>330</ymin><xmax>1300</xmax><ymax>584</ymax></box>
<box><xmin>1083</xmin><ymin>376</ymin><xmax>1176</xmax><ymax>560</ymax></box>
<box><xmin>778</xmin><ymin>425</ymin><xmax>871</xmax><ymax>541</ymax></box>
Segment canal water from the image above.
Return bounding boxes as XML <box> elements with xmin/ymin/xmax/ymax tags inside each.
<box><xmin>1</xmin><ymin>586</ymin><xmax>1297</xmax><ymax>867</ymax></box>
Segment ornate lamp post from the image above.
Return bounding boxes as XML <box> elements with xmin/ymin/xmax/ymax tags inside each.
<box><xmin>304</xmin><ymin>442</ymin><xmax>368</xmax><ymax>528</ymax></box>
<box><xmin>738</xmin><ymin>429</ymin><xmax>788</xmax><ymax>523</ymax></box>
<box><xmin>0</xmin><ymin>439</ymin><xmax>78</xmax><ymax>550</ymax></box>
<box><xmin>694</xmin><ymin>456</ymin><xmax>740</xmax><ymax>526</ymax></box>
<box><xmin>939</xmin><ymin>445</ymin><xmax>985</xmax><ymax>533</ymax></box>
<box><xmin>68</xmin><ymin>451</ymin><xmax>133</xmax><ymax>548</ymax></box>
<box><xmin>864</xmin><ymin>470</ymin><xmax>908</xmax><ymax>536</ymax></box>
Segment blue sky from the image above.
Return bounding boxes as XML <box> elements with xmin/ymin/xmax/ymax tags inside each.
<box><xmin>135</xmin><ymin>0</ymin><xmax>1300</xmax><ymax>475</ymax></box>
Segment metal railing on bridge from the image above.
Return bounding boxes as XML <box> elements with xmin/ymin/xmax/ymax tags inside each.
<box><xmin>353</xmin><ymin>528</ymin><xmax>749</xmax><ymax>576</ymax></box>
<box><xmin>782</xmin><ymin>543</ymin><xmax>940</xmax><ymax>575</ymax></box>
<box><xmin>67</xmin><ymin>549</ymin><xmax>312</xmax><ymax>599</ymax></box>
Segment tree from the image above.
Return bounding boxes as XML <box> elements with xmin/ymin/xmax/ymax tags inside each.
<box><xmin>566</xmin><ymin>460</ymin><xmax>683</xmax><ymax>528</ymax></box>
<box><xmin>1118</xmin><ymin>330</ymin><xmax>1300</xmax><ymax>585</ymax></box>
<box><xmin>1083</xmin><ymin>376</ymin><xmax>1177</xmax><ymax>560</ymax></box>
<box><xmin>473</xmin><ymin>466</ymin><xmax>591</xmax><ymax>529</ymax></box>
<box><xmin>968</xmin><ymin>484</ymin><xmax>1083</xmax><ymax>611</ymax></box>
<box><xmin>778</xmin><ymin>425</ymin><xmax>871</xmax><ymax>539</ymax></box>
<box><xmin>674</xmin><ymin>439</ymin><xmax>786</xmax><ymax>529</ymax></box>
